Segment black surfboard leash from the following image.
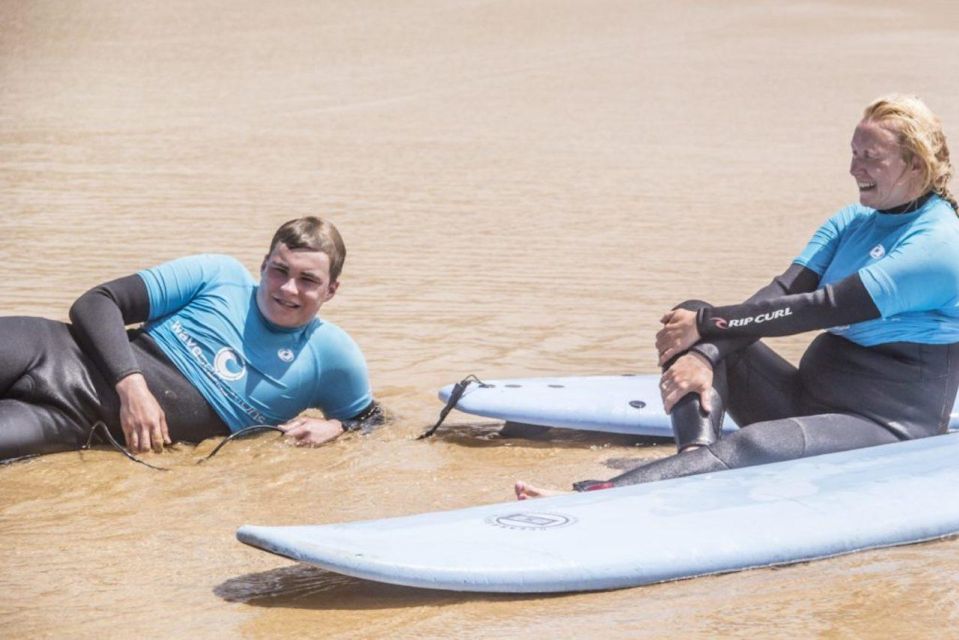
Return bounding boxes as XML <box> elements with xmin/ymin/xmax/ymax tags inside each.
<box><xmin>84</xmin><ymin>422</ymin><xmax>286</xmax><ymax>471</ymax></box>
<box><xmin>195</xmin><ymin>425</ymin><xmax>285</xmax><ymax>463</ymax></box>
<box><xmin>84</xmin><ymin>421</ymin><xmax>171</xmax><ymax>472</ymax></box>
<box><xmin>85</xmin><ymin>371</ymin><xmax>483</xmax><ymax>467</ymax></box>
<box><xmin>418</xmin><ymin>374</ymin><xmax>488</xmax><ymax>439</ymax></box>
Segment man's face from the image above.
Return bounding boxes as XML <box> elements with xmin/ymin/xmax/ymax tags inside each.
<box><xmin>256</xmin><ymin>242</ymin><xmax>338</xmax><ymax>328</ymax></box>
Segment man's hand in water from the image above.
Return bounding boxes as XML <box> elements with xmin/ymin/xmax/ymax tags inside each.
<box><xmin>656</xmin><ymin>308</ymin><xmax>700</xmax><ymax>365</ymax></box>
<box><xmin>660</xmin><ymin>352</ymin><xmax>714</xmax><ymax>413</ymax></box>
<box><xmin>280</xmin><ymin>417</ymin><xmax>344</xmax><ymax>446</ymax></box>
<box><xmin>115</xmin><ymin>373</ymin><xmax>171</xmax><ymax>453</ymax></box>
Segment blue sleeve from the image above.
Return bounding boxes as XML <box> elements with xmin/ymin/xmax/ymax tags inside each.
<box><xmin>138</xmin><ymin>254</ymin><xmax>239</xmax><ymax>320</ymax></box>
<box><xmin>793</xmin><ymin>206</ymin><xmax>858</xmax><ymax>275</ymax></box>
<box><xmin>314</xmin><ymin>330</ymin><xmax>373</xmax><ymax>420</ymax></box>
<box><xmin>859</xmin><ymin>233</ymin><xmax>959</xmax><ymax>318</ymax></box>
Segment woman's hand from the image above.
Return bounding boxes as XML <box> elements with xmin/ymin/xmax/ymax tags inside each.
<box><xmin>279</xmin><ymin>417</ymin><xmax>344</xmax><ymax>447</ymax></box>
<box><xmin>656</xmin><ymin>308</ymin><xmax>701</xmax><ymax>365</ymax></box>
<box><xmin>659</xmin><ymin>352</ymin><xmax>714</xmax><ymax>413</ymax></box>
<box><xmin>115</xmin><ymin>374</ymin><xmax>171</xmax><ymax>453</ymax></box>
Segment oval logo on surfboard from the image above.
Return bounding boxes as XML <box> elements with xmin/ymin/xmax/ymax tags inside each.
<box><xmin>485</xmin><ymin>512</ymin><xmax>576</xmax><ymax>530</ymax></box>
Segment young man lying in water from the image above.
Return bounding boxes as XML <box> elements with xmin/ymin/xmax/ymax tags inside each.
<box><xmin>0</xmin><ymin>216</ymin><xmax>382</xmax><ymax>461</ymax></box>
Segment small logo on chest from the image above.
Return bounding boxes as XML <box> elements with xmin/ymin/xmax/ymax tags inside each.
<box><xmin>277</xmin><ymin>348</ymin><xmax>295</xmax><ymax>362</ymax></box>
<box><xmin>869</xmin><ymin>244</ymin><xmax>885</xmax><ymax>259</ymax></box>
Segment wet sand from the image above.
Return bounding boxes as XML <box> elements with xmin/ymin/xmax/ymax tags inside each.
<box><xmin>3</xmin><ymin>1</ymin><xmax>959</xmax><ymax>637</ymax></box>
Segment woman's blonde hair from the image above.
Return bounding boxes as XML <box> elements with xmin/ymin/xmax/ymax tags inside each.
<box><xmin>862</xmin><ymin>94</ymin><xmax>957</xmax><ymax>212</ymax></box>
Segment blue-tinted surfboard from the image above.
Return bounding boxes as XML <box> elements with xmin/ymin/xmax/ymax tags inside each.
<box><xmin>437</xmin><ymin>374</ymin><xmax>959</xmax><ymax>436</ymax></box>
<box><xmin>237</xmin><ymin>432</ymin><xmax>959</xmax><ymax>593</ymax></box>
<box><xmin>438</xmin><ymin>374</ymin><xmax>728</xmax><ymax>436</ymax></box>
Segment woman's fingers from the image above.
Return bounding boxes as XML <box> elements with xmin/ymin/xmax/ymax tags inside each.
<box><xmin>660</xmin><ymin>355</ymin><xmax>715</xmax><ymax>413</ymax></box>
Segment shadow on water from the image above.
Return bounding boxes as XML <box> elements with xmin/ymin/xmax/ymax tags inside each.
<box><xmin>215</xmin><ymin>563</ymin><xmax>570</xmax><ymax>610</ymax></box>
<box><xmin>422</xmin><ymin>420</ymin><xmax>673</xmax><ymax>451</ymax></box>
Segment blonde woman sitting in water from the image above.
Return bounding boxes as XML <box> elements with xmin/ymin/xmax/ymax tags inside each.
<box><xmin>518</xmin><ymin>94</ymin><xmax>959</xmax><ymax>499</ymax></box>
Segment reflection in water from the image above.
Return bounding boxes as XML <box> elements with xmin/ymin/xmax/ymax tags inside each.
<box><xmin>216</xmin><ymin>564</ymin><xmax>377</xmax><ymax>605</ymax></box>
<box><xmin>216</xmin><ymin>563</ymin><xmax>538</xmax><ymax>610</ymax></box>
<box><xmin>3</xmin><ymin>0</ymin><xmax>959</xmax><ymax>638</ymax></box>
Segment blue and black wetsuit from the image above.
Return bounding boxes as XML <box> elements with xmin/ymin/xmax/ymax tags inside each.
<box><xmin>0</xmin><ymin>254</ymin><xmax>377</xmax><ymax>461</ymax></box>
<box><xmin>576</xmin><ymin>193</ymin><xmax>959</xmax><ymax>490</ymax></box>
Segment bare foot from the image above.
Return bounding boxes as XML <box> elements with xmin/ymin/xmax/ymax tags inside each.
<box><xmin>514</xmin><ymin>480</ymin><xmax>568</xmax><ymax>501</ymax></box>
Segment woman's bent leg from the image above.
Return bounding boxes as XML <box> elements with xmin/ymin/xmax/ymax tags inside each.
<box><xmin>665</xmin><ymin>301</ymin><xmax>728</xmax><ymax>450</ymax></box>
<box><xmin>666</xmin><ymin>300</ymin><xmax>802</xmax><ymax>449</ymax></box>
<box><xmin>723</xmin><ymin>339</ymin><xmax>804</xmax><ymax>425</ymax></box>
<box><xmin>591</xmin><ymin>413</ymin><xmax>899</xmax><ymax>489</ymax></box>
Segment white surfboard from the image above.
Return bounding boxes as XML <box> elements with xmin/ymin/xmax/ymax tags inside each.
<box><xmin>237</xmin><ymin>432</ymin><xmax>959</xmax><ymax>593</ymax></box>
<box><xmin>437</xmin><ymin>374</ymin><xmax>959</xmax><ymax>436</ymax></box>
<box><xmin>437</xmin><ymin>374</ymin><xmax>737</xmax><ymax>437</ymax></box>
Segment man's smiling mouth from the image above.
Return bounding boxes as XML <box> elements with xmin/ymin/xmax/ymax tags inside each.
<box><xmin>273</xmin><ymin>297</ymin><xmax>300</xmax><ymax>309</ymax></box>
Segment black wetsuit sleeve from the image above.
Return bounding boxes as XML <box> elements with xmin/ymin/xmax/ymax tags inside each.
<box><xmin>688</xmin><ymin>263</ymin><xmax>820</xmax><ymax>366</ymax></box>
<box><xmin>696</xmin><ymin>272</ymin><xmax>880</xmax><ymax>340</ymax></box>
<box><xmin>69</xmin><ymin>274</ymin><xmax>151</xmax><ymax>385</ymax></box>
<box><xmin>339</xmin><ymin>400</ymin><xmax>385</xmax><ymax>432</ymax></box>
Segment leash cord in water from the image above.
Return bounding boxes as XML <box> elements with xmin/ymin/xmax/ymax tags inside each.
<box><xmin>84</xmin><ymin>422</ymin><xmax>285</xmax><ymax>470</ymax></box>
<box><xmin>417</xmin><ymin>374</ymin><xmax>488</xmax><ymax>439</ymax></box>
<box><xmin>84</xmin><ymin>421</ymin><xmax>170</xmax><ymax>472</ymax></box>
<box><xmin>196</xmin><ymin>425</ymin><xmax>285</xmax><ymax>463</ymax></box>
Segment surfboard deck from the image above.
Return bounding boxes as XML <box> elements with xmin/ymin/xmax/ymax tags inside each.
<box><xmin>237</xmin><ymin>432</ymin><xmax>959</xmax><ymax>593</ymax></box>
<box><xmin>437</xmin><ymin>373</ymin><xmax>959</xmax><ymax>436</ymax></box>
<box><xmin>437</xmin><ymin>374</ymin><xmax>737</xmax><ymax>437</ymax></box>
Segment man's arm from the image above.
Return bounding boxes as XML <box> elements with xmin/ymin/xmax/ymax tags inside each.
<box><xmin>69</xmin><ymin>275</ymin><xmax>150</xmax><ymax>382</ymax></box>
<box><xmin>69</xmin><ymin>275</ymin><xmax>170</xmax><ymax>453</ymax></box>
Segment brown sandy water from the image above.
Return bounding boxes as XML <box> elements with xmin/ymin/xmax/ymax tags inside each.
<box><xmin>3</xmin><ymin>1</ymin><xmax>959</xmax><ymax>637</ymax></box>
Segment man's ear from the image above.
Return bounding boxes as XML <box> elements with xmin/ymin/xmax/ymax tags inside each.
<box><xmin>326</xmin><ymin>280</ymin><xmax>340</xmax><ymax>300</ymax></box>
<box><xmin>260</xmin><ymin>255</ymin><xmax>269</xmax><ymax>273</ymax></box>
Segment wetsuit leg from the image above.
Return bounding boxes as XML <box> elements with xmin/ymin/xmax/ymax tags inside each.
<box><xmin>668</xmin><ymin>372</ymin><xmax>726</xmax><ymax>450</ymax></box>
<box><xmin>0</xmin><ymin>318</ymin><xmax>229</xmax><ymax>462</ymax></box>
<box><xmin>667</xmin><ymin>299</ymin><xmax>805</xmax><ymax>449</ymax></box>
<box><xmin>576</xmin><ymin>412</ymin><xmax>900</xmax><ymax>489</ymax></box>
<box><xmin>665</xmin><ymin>300</ymin><xmax>729</xmax><ymax>450</ymax></box>
<box><xmin>0</xmin><ymin>317</ymin><xmax>107</xmax><ymax>461</ymax></box>
<box><xmin>0</xmin><ymin>401</ymin><xmax>88</xmax><ymax>460</ymax></box>
<box><xmin>666</xmin><ymin>299</ymin><xmax>802</xmax><ymax>449</ymax></box>
<box><xmin>666</xmin><ymin>300</ymin><xmax>808</xmax><ymax>429</ymax></box>
<box><xmin>723</xmin><ymin>339</ymin><xmax>804</xmax><ymax>424</ymax></box>
<box><xmin>0</xmin><ymin>317</ymin><xmax>47</xmax><ymax>394</ymax></box>
<box><xmin>576</xmin><ymin>340</ymin><xmax>885</xmax><ymax>489</ymax></box>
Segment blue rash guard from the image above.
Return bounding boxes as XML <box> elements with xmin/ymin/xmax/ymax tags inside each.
<box><xmin>795</xmin><ymin>194</ymin><xmax>959</xmax><ymax>345</ymax></box>
<box><xmin>138</xmin><ymin>254</ymin><xmax>372</xmax><ymax>432</ymax></box>
<box><xmin>572</xmin><ymin>195</ymin><xmax>959</xmax><ymax>491</ymax></box>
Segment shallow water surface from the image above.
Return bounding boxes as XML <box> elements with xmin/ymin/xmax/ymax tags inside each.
<box><xmin>3</xmin><ymin>1</ymin><xmax>959</xmax><ymax>638</ymax></box>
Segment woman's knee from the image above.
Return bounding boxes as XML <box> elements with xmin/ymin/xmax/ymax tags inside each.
<box><xmin>673</xmin><ymin>299</ymin><xmax>713</xmax><ymax>312</ymax></box>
